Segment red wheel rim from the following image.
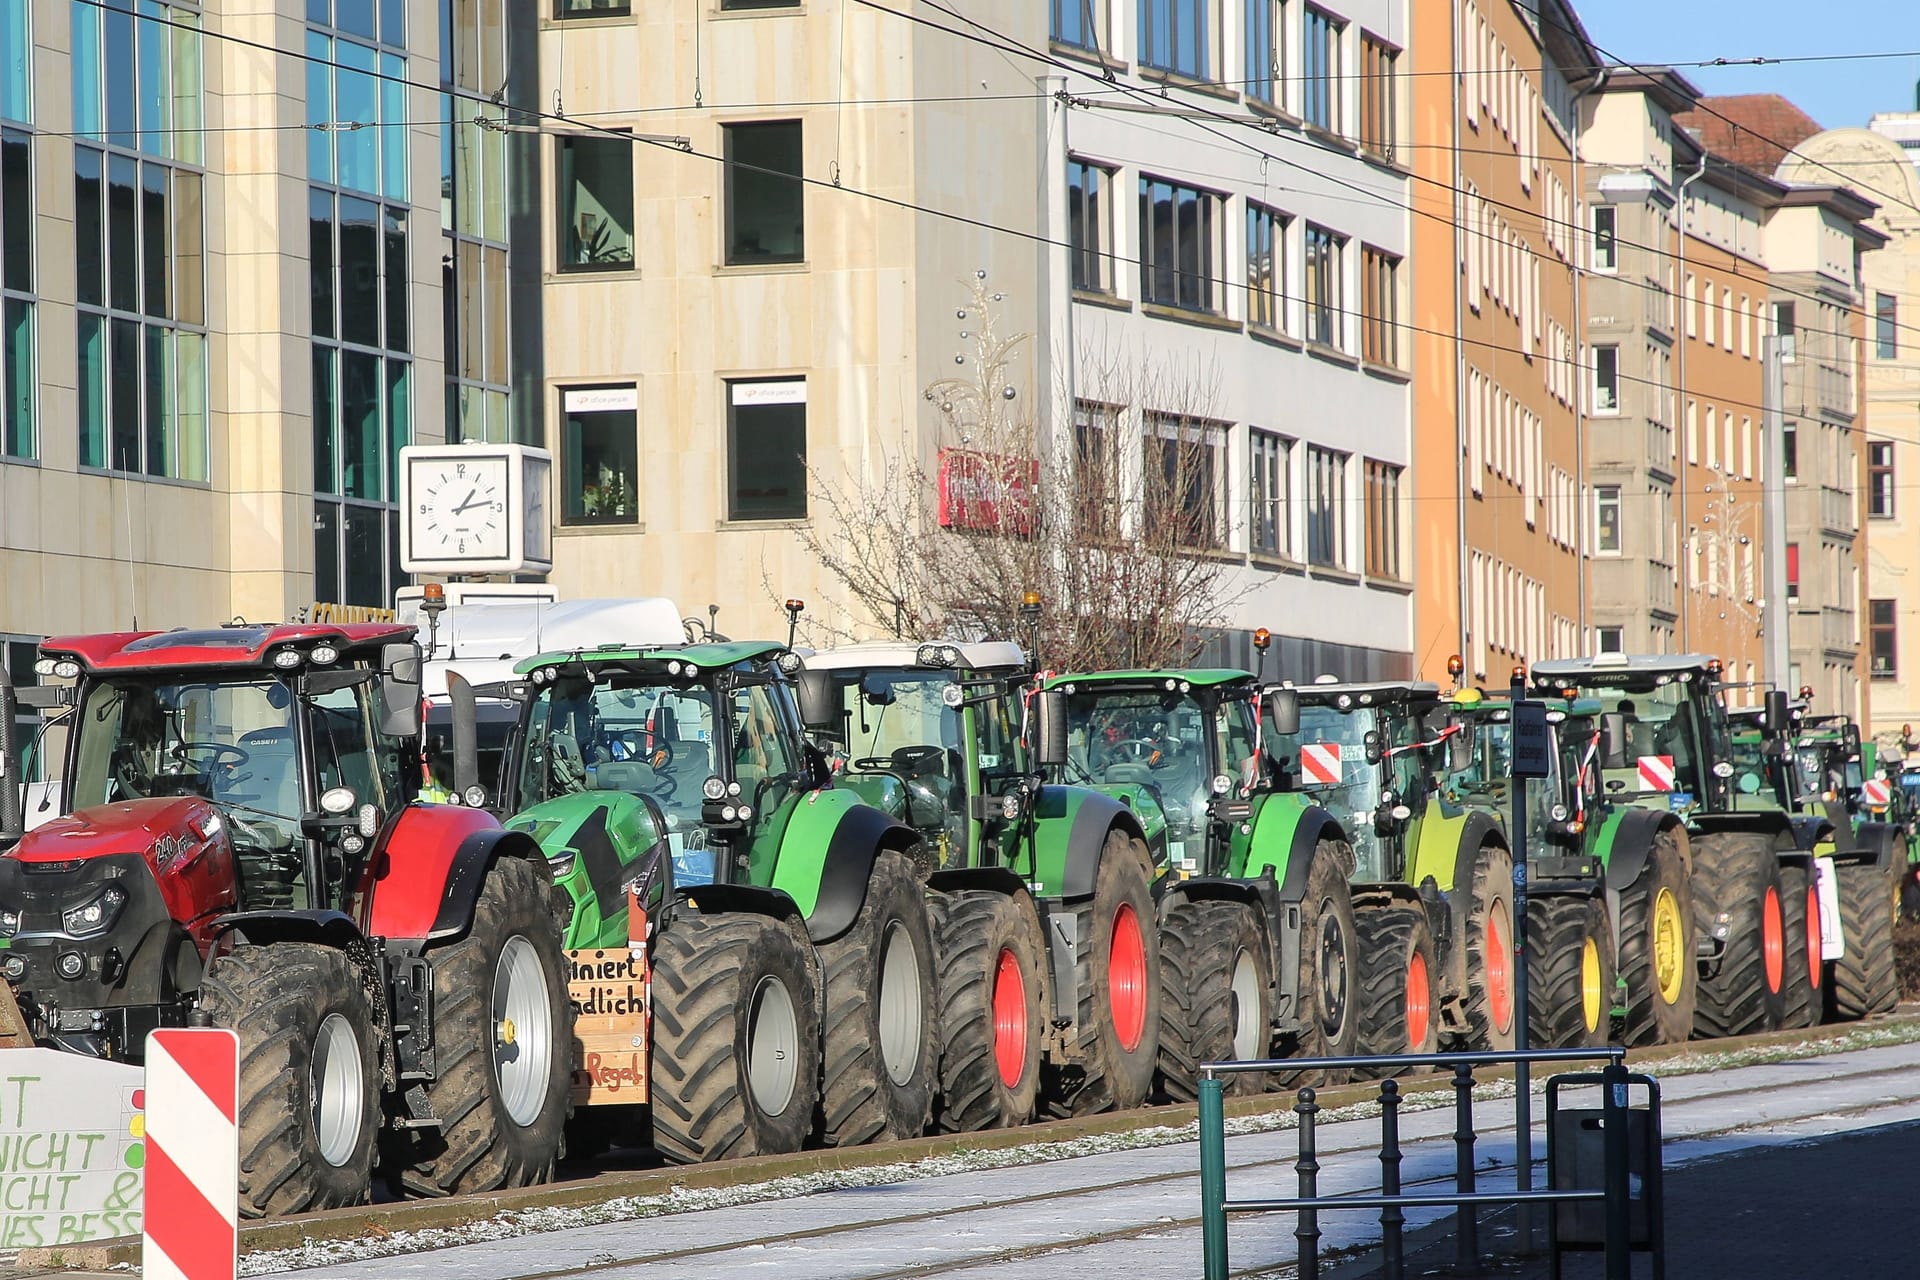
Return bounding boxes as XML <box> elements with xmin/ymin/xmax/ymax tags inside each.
<box><xmin>1108</xmin><ymin>903</ymin><xmax>1148</xmax><ymax>1053</ymax></box>
<box><xmin>1761</xmin><ymin>885</ymin><xmax>1784</xmax><ymax>993</ymax></box>
<box><xmin>1407</xmin><ymin>948</ymin><xmax>1432</xmax><ymax>1051</ymax></box>
<box><xmin>1486</xmin><ymin>908</ymin><xmax>1513</xmax><ymax>1034</ymax></box>
<box><xmin>1805</xmin><ymin>885</ymin><xmax>1823</xmax><ymax>992</ymax></box>
<box><xmin>991</xmin><ymin>946</ymin><xmax>1027</xmax><ymax>1088</ymax></box>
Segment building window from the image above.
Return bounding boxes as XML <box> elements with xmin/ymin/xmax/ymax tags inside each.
<box><xmin>1053</xmin><ymin>0</ymin><xmax>1107</xmax><ymax>50</ymax></box>
<box><xmin>1139</xmin><ymin>0</ymin><xmax>1214</xmax><ymax>79</ymax></box>
<box><xmin>442</xmin><ymin>2</ymin><xmax>518</xmax><ymax>444</ymax></box>
<box><xmin>1592</xmin><ymin>205</ymin><xmax>1616</xmax><ymax>272</ymax></box>
<box><xmin>1877</xmin><ymin>292</ymin><xmax>1898</xmax><ymax>360</ymax></box>
<box><xmin>1783</xmin><ymin>422</ymin><xmax>1797</xmax><ymax>481</ymax></box>
<box><xmin>1594</xmin><ymin>485</ymin><xmax>1621</xmax><ymax>553</ymax></box>
<box><xmin>1597</xmin><ymin>626</ymin><xmax>1624</xmax><ymax>654</ymax></box>
<box><xmin>1144</xmin><ymin>414</ymin><xmax>1225</xmax><ymax>550</ymax></box>
<box><xmin>1</xmin><ymin>0</ymin><xmax>27</xmax><ymax>125</ymax></box>
<box><xmin>1361</xmin><ymin>245</ymin><xmax>1399</xmax><ymax>367</ymax></box>
<box><xmin>1245</xmin><ymin>0</ymin><xmax>1281</xmax><ymax>106</ymax></box>
<box><xmin>1364</xmin><ymin>459</ymin><xmax>1401</xmax><ymax>579</ymax></box>
<box><xmin>1870</xmin><ymin>440</ymin><xmax>1894</xmax><ymax>518</ymax></box>
<box><xmin>1358</xmin><ymin>34</ymin><xmax>1396</xmax><ymax>156</ymax></box>
<box><xmin>1303</xmin><ymin>6</ymin><xmax>1343</xmax><ymax>132</ymax></box>
<box><xmin>558</xmin><ymin>134</ymin><xmax>634</xmax><ymax>271</ymax></box>
<box><xmin>728</xmin><ymin>378</ymin><xmax>807</xmax><ymax>521</ymax></box>
<box><xmin>1304</xmin><ymin>222</ymin><xmax>1344</xmax><ymax>348</ymax></box>
<box><xmin>1786</xmin><ymin>542</ymin><xmax>1799</xmax><ymax>602</ymax></box>
<box><xmin>1250</xmin><ymin>428</ymin><xmax>1291</xmax><ymax>558</ymax></box>
<box><xmin>1592</xmin><ymin>345</ymin><xmax>1619</xmax><ymax>414</ymax></box>
<box><xmin>1773</xmin><ymin>300</ymin><xmax>1796</xmax><ymax>361</ymax></box>
<box><xmin>560</xmin><ymin>386</ymin><xmax>638</xmax><ymax>525</ymax></box>
<box><xmin>72</xmin><ymin>0</ymin><xmax>207</xmax><ymax>481</ymax></box>
<box><xmin>719</xmin><ymin>0</ymin><xmax>800</xmax><ymax>10</ymax></box>
<box><xmin>1246</xmin><ymin>202</ymin><xmax>1287</xmax><ymax>331</ymax></box>
<box><xmin>725</xmin><ymin>121</ymin><xmax>804</xmax><ymax>265</ymax></box>
<box><xmin>2</xmin><ymin>124</ymin><xmax>30</xmax><ymax>460</ymax></box>
<box><xmin>1871</xmin><ymin>599</ymin><xmax>1897</xmax><ymax>679</ymax></box>
<box><xmin>1068</xmin><ymin>158</ymin><xmax>1115</xmax><ymax>295</ymax></box>
<box><xmin>305</xmin><ymin>25</ymin><xmax>407</xmax><ymax>200</ymax></box>
<box><xmin>556</xmin><ymin>0</ymin><xmax>632</xmax><ymax>16</ymax></box>
<box><xmin>1138</xmin><ymin>176</ymin><xmax>1224</xmax><ymax>313</ymax></box>
<box><xmin>1305</xmin><ymin>445</ymin><xmax>1347</xmax><ymax>569</ymax></box>
<box><xmin>1074</xmin><ymin>400</ymin><xmax>1121</xmax><ymax>540</ymax></box>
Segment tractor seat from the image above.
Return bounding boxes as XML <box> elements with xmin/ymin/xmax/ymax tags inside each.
<box><xmin>226</xmin><ymin>728</ymin><xmax>300</xmax><ymax>819</ymax></box>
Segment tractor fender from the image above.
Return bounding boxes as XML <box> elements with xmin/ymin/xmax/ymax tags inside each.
<box><xmin>928</xmin><ymin>865</ymin><xmax>1031</xmax><ymax>900</ymax></box>
<box><xmin>1444</xmin><ymin>811</ymin><xmax>1508</xmax><ymax>901</ymax></box>
<box><xmin>1597</xmin><ymin>806</ymin><xmax>1684</xmax><ymax>895</ymax></box>
<box><xmin>367</xmin><ymin>803</ymin><xmax>549</xmax><ymax>944</ymax></box>
<box><xmin>209</xmin><ymin>908</ymin><xmax>365</xmax><ymax>952</ymax></box>
<box><xmin>1270</xmin><ymin>805</ymin><xmax>1350</xmax><ymax>905</ymax></box>
<box><xmin>1788</xmin><ymin>814</ymin><xmax>1835</xmax><ymax>853</ymax></box>
<box><xmin>1043</xmin><ymin>788</ymin><xmax>1149</xmax><ymax>901</ymax></box>
<box><xmin>678</xmin><ymin>881</ymin><xmax>806</xmax><ymax>930</ymax></box>
<box><xmin>1836</xmin><ymin>821</ymin><xmax>1902</xmax><ymax>870</ymax></box>
<box><xmin>786</xmin><ymin>801</ymin><xmax>920</xmax><ymax>945</ymax></box>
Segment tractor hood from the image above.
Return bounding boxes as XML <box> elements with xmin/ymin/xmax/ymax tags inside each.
<box><xmin>4</xmin><ymin>796</ymin><xmax>240</xmax><ymax>930</ymax></box>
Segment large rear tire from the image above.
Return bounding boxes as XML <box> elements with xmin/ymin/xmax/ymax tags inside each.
<box><xmin>818</xmin><ymin>850</ymin><xmax>938</xmax><ymax>1146</ymax></box>
<box><xmin>651</xmin><ymin>913</ymin><xmax>821</xmax><ymax>1162</ymax></box>
<box><xmin>1460</xmin><ymin>843</ymin><xmax>1517</xmax><ymax>1050</ymax></box>
<box><xmin>199</xmin><ymin>943</ymin><xmax>379</xmax><ymax>1218</ymax></box>
<box><xmin>1617</xmin><ymin>827</ymin><xmax>1696</xmax><ymax>1046</ymax></box>
<box><xmin>1043</xmin><ymin>829</ymin><xmax>1160</xmax><ymax>1116</ymax></box>
<box><xmin>1692</xmin><ymin>833</ymin><xmax>1787</xmax><ymax>1038</ymax></box>
<box><xmin>1779</xmin><ymin>861</ymin><xmax>1823</xmax><ymax>1030</ymax></box>
<box><xmin>1526</xmin><ymin>895</ymin><xmax>1616</xmax><ymax>1049</ymax></box>
<box><xmin>1294</xmin><ymin>843</ymin><xmax>1360</xmax><ymax>1062</ymax></box>
<box><xmin>1353</xmin><ymin>904</ymin><xmax>1439</xmax><ymax>1076</ymax></box>
<box><xmin>930</xmin><ymin>889</ymin><xmax>1045</xmax><ymax>1132</ymax></box>
<box><xmin>399</xmin><ymin>855</ymin><xmax>571</xmax><ymax>1195</ymax></box>
<box><xmin>1158</xmin><ymin>899</ymin><xmax>1272</xmax><ymax>1102</ymax></box>
<box><xmin>1826</xmin><ymin>859</ymin><xmax>1898</xmax><ymax>1020</ymax></box>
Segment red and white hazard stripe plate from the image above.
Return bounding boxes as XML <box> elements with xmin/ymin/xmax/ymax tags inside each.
<box><xmin>1862</xmin><ymin>778</ymin><xmax>1892</xmax><ymax>807</ymax></box>
<box><xmin>1301</xmin><ymin>742</ymin><xmax>1344</xmax><ymax>787</ymax></box>
<box><xmin>143</xmin><ymin>1028</ymin><xmax>238</xmax><ymax>1280</ymax></box>
<box><xmin>1637</xmin><ymin>755</ymin><xmax>1676</xmax><ymax>792</ymax></box>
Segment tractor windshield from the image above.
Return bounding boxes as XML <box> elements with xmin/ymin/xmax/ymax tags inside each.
<box><xmin>1061</xmin><ymin>687</ymin><xmax>1253</xmax><ymax>846</ymax></box>
<box><xmin>1568</xmin><ymin>678</ymin><xmax>1720</xmax><ymax>805</ymax></box>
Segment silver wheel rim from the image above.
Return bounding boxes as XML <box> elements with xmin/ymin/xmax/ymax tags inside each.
<box><xmin>1229</xmin><ymin>947</ymin><xmax>1263</xmax><ymax>1061</ymax></box>
<box><xmin>876</xmin><ymin>919</ymin><xmax>925</xmax><ymax>1086</ymax></box>
<box><xmin>311</xmin><ymin>1013</ymin><xmax>364</xmax><ymax>1167</ymax></box>
<box><xmin>493</xmin><ymin>935</ymin><xmax>555</xmax><ymax>1128</ymax></box>
<box><xmin>747</xmin><ymin>973</ymin><xmax>801</xmax><ymax>1115</ymax></box>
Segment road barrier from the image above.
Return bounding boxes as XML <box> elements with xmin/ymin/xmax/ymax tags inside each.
<box><xmin>1198</xmin><ymin>1048</ymin><xmax>1657</xmax><ymax>1280</ymax></box>
<box><xmin>142</xmin><ymin>1027</ymin><xmax>239</xmax><ymax>1280</ymax></box>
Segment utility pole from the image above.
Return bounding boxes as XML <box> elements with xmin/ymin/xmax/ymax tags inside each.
<box><xmin>1763</xmin><ymin>336</ymin><xmax>1790</xmax><ymax>687</ymax></box>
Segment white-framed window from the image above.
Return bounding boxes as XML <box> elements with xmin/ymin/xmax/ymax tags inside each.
<box><xmin>1591</xmin><ymin>345</ymin><xmax>1619</xmax><ymax>414</ymax></box>
<box><xmin>1303</xmin><ymin>5</ymin><xmax>1344</xmax><ymax>133</ymax></box>
<box><xmin>1595</xmin><ymin>485</ymin><xmax>1621</xmax><ymax>554</ymax></box>
<box><xmin>1067</xmin><ymin>156</ymin><xmax>1116</xmax><ymax>295</ymax></box>
<box><xmin>1591</xmin><ymin>205</ymin><xmax>1616</xmax><ymax>272</ymax></box>
<box><xmin>1144</xmin><ymin>412</ymin><xmax>1228</xmax><ymax>550</ymax></box>
<box><xmin>1250</xmin><ymin>427</ymin><xmax>1293</xmax><ymax>558</ymax></box>
<box><xmin>1305</xmin><ymin>444</ymin><xmax>1349</xmax><ymax>568</ymax></box>
<box><xmin>1139</xmin><ymin>175</ymin><xmax>1227</xmax><ymax>314</ymax></box>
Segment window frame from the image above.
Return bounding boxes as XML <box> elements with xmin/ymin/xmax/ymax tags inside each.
<box><xmin>1594</xmin><ymin>484</ymin><xmax>1622</xmax><ymax>554</ymax></box>
<box><xmin>723</xmin><ymin>119</ymin><xmax>806</xmax><ymax>267</ymax></box>
<box><xmin>1138</xmin><ymin>174</ymin><xmax>1226</xmax><ymax>315</ymax></box>
<box><xmin>1143</xmin><ymin>412</ymin><xmax>1228</xmax><ymax>551</ymax></box>
<box><xmin>726</xmin><ymin>376</ymin><xmax>809</xmax><ymax>523</ymax></box>
<box><xmin>1052</xmin><ymin>0</ymin><xmax>1109</xmax><ymax>52</ymax></box>
<box><xmin>558</xmin><ymin>384</ymin><xmax>640</xmax><ymax>527</ymax></box>
<box><xmin>1591</xmin><ymin>344</ymin><xmax>1620</xmax><ymax>415</ymax></box>
<box><xmin>1871</xmin><ymin>599</ymin><xmax>1897</xmax><ymax>679</ymax></box>
<box><xmin>2</xmin><ymin>122</ymin><xmax>33</xmax><ymax>461</ymax></box>
<box><xmin>1245</xmin><ymin>200</ymin><xmax>1288</xmax><ymax>333</ymax></box>
<box><xmin>1302</xmin><ymin>5</ymin><xmax>1344</xmax><ymax>134</ymax></box>
<box><xmin>556</xmin><ymin>131</ymin><xmax>635</xmax><ymax>274</ymax></box>
<box><xmin>1138</xmin><ymin>0</ymin><xmax>1216</xmax><ymax>80</ymax></box>
<box><xmin>1305</xmin><ymin>444</ymin><xmax>1349</xmax><ymax>570</ymax></box>
<box><xmin>1363</xmin><ymin>458</ymin><xmax>1402</xmax><ymax>580</ymax></box>
<box><xmin>1249</xmin><ymin>427</ymin><xmax>1292</xmax><ymax>559</ymax></box>
<box><xmin>1068</xmin><ymin>156</ymin><xmax>1116</xmax><ymax>296</ymax></box>
<box><xmin>1869</xmin><ymin>440</ymin><xmax>1894</xmax><ymax>519</ymax></box>
<box><xmin>1304</xmin><ymin>222</ymin><xmax>1346</xmax><ymax>350</ymax></box>
<box><xmin>1360</xmin><ymin>244</ymin><xmax>1400</xmax><ymax>367</ymax></box>
<box><xmin>1358</xmin><ymin>32</ymin><xmax>1397</xmax><ymax>157</ymax></box>
<box><xmin>1876</xmin><ymin>291</ymin><xmax>1899</xmax><ymax>360</ymax></box>
<box><xmin>554</xmin><ymin>0</ymin><xmax>633</xmax><ymax>17</ymax></box>
<box><xmin>1591</xmin><ymin>204</ymin><xmax>1616</xmax><ymax>273</ymax></box>
<box><xmin>1244</xmin><ymin>0</ymin><xmax>1283</xmax><ymax>108</ymax></box>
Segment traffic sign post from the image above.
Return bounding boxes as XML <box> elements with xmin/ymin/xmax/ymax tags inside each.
<box><xmin>1509</xmin><ymin>674</ymin><xmax>1552</xmax><ymax>1249</ymax></box>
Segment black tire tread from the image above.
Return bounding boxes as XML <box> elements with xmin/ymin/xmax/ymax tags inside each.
<box><xmin>1042</xmin><ymin>831</ymin><xmax>1160</xmax><ymax>1117</ymax></box>
<box><xmin>1460</xmin><ymin>843</ymin><xmax>1516</xmax><ymax>1051</ymax></box>
<box><xmin>1827</xmin><ymin>860</ymin><xmax>1898</xmax><ymax>1020</ymax></box>
<box><xmin>1691</xmin><ymin>833</ymin><xmax>1785</xmax><ymax>1039</ymax></box>
<box><xmin>1525</xmin><ymin>895</ymin><xmax>1615</xmax><ymax>1049</ymax></box>
<box><xmin>929</xmin><ymin>889</ymin><xmax>1045</xmax><ymax>1133</ymax></box>
<box><xmin>1617</xmin><ymin>828</ymin><xmax>1696</xmax><ymax>1047</ymax></box>
<box><xmin>1779</xmin><ymin>862</ymin><xmax>1821</xmax><ymax>1030</ymax></box>
<box><xmin>1158</xmin><ymin>899</ymin><xmax>1269</xmax><ymax>1103</ymax></box>
<box><xmin>1352</xmin><ymin>904</ymin><xmax>1439</xmax><ymax>1077</ymax></box>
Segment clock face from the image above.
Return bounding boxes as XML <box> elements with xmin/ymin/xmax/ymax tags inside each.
<box><xmin>412</xmin><ymin>455</ymin><xmax>511</xmax><ymax>560</ymax></box>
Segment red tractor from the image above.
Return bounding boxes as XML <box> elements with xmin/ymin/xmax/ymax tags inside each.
<box><xmin>0</xmin><ymin>624</ymin><xmax>571</xmax><ymax>1216</ymax></box>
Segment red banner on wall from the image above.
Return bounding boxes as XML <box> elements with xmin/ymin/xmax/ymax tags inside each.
<box><xmin>937</xmin><ymin>448</ymin><xmax>1039</xmax><ymax>534</ymax></box>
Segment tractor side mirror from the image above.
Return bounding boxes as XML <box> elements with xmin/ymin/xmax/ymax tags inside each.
<box><xmin>1764</xmin><ymin>690</ymin><xmax>1790</xmax><ymax>735</ymax></box>
<box><xmin>1032</xmin><ymin>689</ymin><xmax>1069</xmax><ymax>769</ymax></box>
<box><xmin>1363</xmin><ymin>730</ymin><xmax>1384</xmax><ymax>766</ymax></box>
<box><xmin>379</xmin><ymin>642</ymin><xmax>423</xmax><ymax>738</ymax></box>
<box><xmin>1267</xmin><ymin>688</ymin><xmax>1300</xmax><ymax>737</ymax></box>
<box><xmin>447</xmin><ymin>671</ymin><xmax>483</xmax><ymax>805</ymax></box>
<box><xmin>794</xmin><ymin>669</ymin><xmax>839</xmax><ymax>733</ymax></box>
<box><xmin>1447</xmin><ymin>722</ymin><xmax>1474</xmax><ymax>774</ymax></box>
<box><xmin>1600</xmin><ymin>713</ymin><xmax>1628</xmax><ymax>770</ymax></box>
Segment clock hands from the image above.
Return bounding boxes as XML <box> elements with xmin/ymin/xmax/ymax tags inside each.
<box><xmin>451</xmin><ymin>487</ymin><xmax>486</xmax><ymax>515</ymax></box>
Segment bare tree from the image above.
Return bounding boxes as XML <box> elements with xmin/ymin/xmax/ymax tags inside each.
<box><xmin>789</xmin><ymin>275</ymin><xmax>1244</xmax><ymax>671</ymax></box>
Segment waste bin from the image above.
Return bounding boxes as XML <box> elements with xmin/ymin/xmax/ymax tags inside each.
<box><xmin>1545</xmin><ymin>1071</ymin><xmax>1665</xmax><ymax>1279</ymax></box>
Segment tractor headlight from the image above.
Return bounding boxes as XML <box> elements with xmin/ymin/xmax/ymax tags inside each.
<box><xmin>999</xmin><ymin>793</ymin><xmax>1022</xmax><ymax>821</ymax></box>
<box><xmin>32</xmin><ymin>658</ymin><xmax>54</xmax><ymax>676</ymax></box>
<box><xmin>737</xmin><ymin>804</ymin><xmax>753</xmax><ymax>821</ymax></box>
<box><xmin>1</xmin><ymin>956</ymin><xmax>22</xmax><ymax>981</ymax></box>
<box><xmin>272</xmin><ymin>648</ymin><xmax>304</xmax><ymax>670</ymax></box>
<box><xmin>702</xmin><ymin>776</ymin><xmax>728</xmax><ymax>802</ymax></box>
<box><xmin>309</xmin><ymin>643</ymin><xmax>340</xmax><ymax>665</ymax></box>
<box><xmin>0</xmin><ymin>909</ymin><xmax>19</xmax><ymax>937</ymax></box>
<box><xmin>53</xmin><ymin>659</ymin><xmax>81</xmax><ymax>680</ymax></box>
<box><xmin>916</xmin><ymin>645</ymin><xmax>942</xmax><ymax>667</ymax></box>
<box><xmin>62</xmin><ymin>885</ymin><xmax>127</xmax><ymax>938</ymax></box>
<box><xmin>462</xmin><ymin>784</ymin><xmax>488</xmax><ymax>809</ymax></box>
<box><xmin>547</xmin><ymin>850</ymin><xmax>577</xmax><ymax>880</ymax></box>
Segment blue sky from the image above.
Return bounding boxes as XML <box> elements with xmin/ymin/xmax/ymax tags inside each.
<box><xmin>1577</xmin><ymin>2</ymin><xmax>1920</xmax><ymax>131</ymax></box>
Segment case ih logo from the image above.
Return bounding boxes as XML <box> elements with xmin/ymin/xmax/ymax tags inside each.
<box><xmin>1300</xmin><ymin>742</ymin><xmax>1344</xmax><ymax>787</ymax></box>
<box><xmin>937</xmin><ymin>448</ymin><xmax>1038</xmax><ymax>534</ymax></box>
<box><xmin>1637</xmin><ymin>755</ymin><xmax>1676</xmax><ymax>792</ymax></box>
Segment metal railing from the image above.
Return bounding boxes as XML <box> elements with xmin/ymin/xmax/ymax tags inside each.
<box><xmin>1198</xmin><ymin>1047</ymin><xmax>1636</xmax><ymax>1280</ymax></box>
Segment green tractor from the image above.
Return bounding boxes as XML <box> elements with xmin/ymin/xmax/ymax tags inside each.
<box><xmin>793</xmin><ymin>641</ymin><xmax>1160</xmax><ymax>1124</ymax></box>
<box><xmin>451</xmin><ymin>638</ymin><xmax>941</xmax><ymax>1162</ymax></box>
<box><xmin>1262</xmin><ymin>679</ymin><xmax>1516</xmax><ymax>1059</ymax></box>
<box><xmin>1035</xmin><ymin>667</ymin><xmax>1359</xmax><ymax>1098</ymax></box>
<box><xmin>1530</xmin><ymin>655</ymin><xmax>1822</xmax><ymax>1040</ymax></box>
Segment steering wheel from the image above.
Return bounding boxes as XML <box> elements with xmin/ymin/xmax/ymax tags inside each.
<box><xmin>610</xmin><ymin>731</ymin><xmax>674</xmax><ymax>769</ymax></box>
<box><xmin>1105</xmin><ymin>738</ymin><xmax>1166</xmax><ymax>767</ymax></box>
<box><xmin>890</xmin><ymin>745</ymin><xmax>946</xmax><ymax>774</ymax></box>
<box><xmin>176</xmin><ymin>742</ymin><xmax>250</xmax><ymax>771</ymax></box>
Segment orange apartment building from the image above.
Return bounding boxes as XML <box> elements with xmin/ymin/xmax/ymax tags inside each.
<box><xmin>1411</xmin><ymin>0</ymin><xmax>1598</xmax><ymax>684</ymax></box>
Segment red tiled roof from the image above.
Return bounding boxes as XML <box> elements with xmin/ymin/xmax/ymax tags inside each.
<box><xmin>1675</xmin><ymin>94</ymin><xmax>1824</xmax><ymax>175</ymax></box>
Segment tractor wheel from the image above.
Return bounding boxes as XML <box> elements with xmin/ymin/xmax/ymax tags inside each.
<box><xmin>1461</xmin><ymin>843</ymin><xmax>1517</xmax><ymax>1051</ymax></box>
<box><xmin>1043</xmin><ymin>829</ymin><xmax>1160</xmax><ymax>1116</ymax></box>
<box><xmin>1691</xmin><ymin>834</ymin><xmax>1787</xmax><ymax>1038</ymax></box>
<box><xmin>929</xmin><ymin>889</ymin><xmax>1046</xmax><ymax>1132</ymax></box>
<box><xmin>199</xmin><ymin>943</ymin><xmax>379</xmax><ymax>1218</ymax></box>
<box><xmin>1353</xmin><ymin>905</ymin><xmax>1440</xmax><ymax>1076</ymax></box>
<box><xmin>818</xmin><ymin>850</ymin><xmax>939</xmax><ymax>1146</ymax></box>
<box><xmin>1158</xmin><ymin>899</ymin><xmax>1273</xmax><ymax>1102</ymax></box>
<box><xmin>1295</xmin><ymin>841</ymin><xmax>1360</xmax><ymax>1063</ymax></box>
<box><xmin>651</xmin><ymin>913</ymin><xmax>821</xmax><ymax>1161</ymax></box>
<box><xmin>1779</xmin><ymin>862</ymin><xmax>1823</xmax><ymax>1030</ymax></box>
<box><xmin>400</xmin><ymin>855</ymin><xmax>571</xmax><ymax>1195</ymax></box>
<box><xmin>1617</xmin><ymin>826</ymin><xmax>1696</xmax><ymax>1046</ymax></box>
<box><xmin>1525</xmin><ymin>895</ymin><xmax>1616</xmax><ymax>1049</ymax></box>
<box><xmin>1826</xmin><ymin>858</ymin><xmax>1898</xmax><ymax>1020</ymax></box>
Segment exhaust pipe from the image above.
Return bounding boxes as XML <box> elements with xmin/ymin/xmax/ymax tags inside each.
<box><xmin>447</xmin><ymin>671</ymin><xmax>482</xmax><ymax>803</ymax></box>
<box><xmin>0</xmin><ymin>665</ymin><xmax>22</xmax><ymax>846</ymax></box>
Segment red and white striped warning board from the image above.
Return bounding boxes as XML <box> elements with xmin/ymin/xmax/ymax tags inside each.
<box><xmin>143</xmin><ymin>1028</ymin><xmax>238</xmax><ymax>1280</ymax></box>
<box><xmin>1637</xmin><ymin>755</ymin><xmax>1676</xmax><ymax>792</ymax></box>
<box><xmin>1862</xmin><ymin>778</ymin><xmax>1893</xmax><ymax>808</ymax></box>
<box><xmin>1301</xmin><ymin>742</ymin><xmax>1344</xmax><ymax>787</ymax></box>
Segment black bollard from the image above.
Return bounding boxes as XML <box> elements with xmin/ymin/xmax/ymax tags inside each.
<box><xmin>1379</xmin><ymin>1078</ymin><xmax>1404</xmax><ymax>1279</ymax></box>
<box><xmin>1453</xmin><ymin>1062</ymin><xmax>1479</xmax><ymax>1270</ymax></box>
<box><xmin>1296</xmin><ymin>1086</ymin><xmax>1322</xmax><ymax>1280</ymax></box>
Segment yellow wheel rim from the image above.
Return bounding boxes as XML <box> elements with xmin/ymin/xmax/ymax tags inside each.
<box><xmin>1581</xmin><ymin>934</ymin><xmax>1604</xmax><ymax>1033</ymax></box>
<box><xmin>1653</xmin><ymin>887</ymin><xmax>1686</xmax><ymax>1005</ymax></box>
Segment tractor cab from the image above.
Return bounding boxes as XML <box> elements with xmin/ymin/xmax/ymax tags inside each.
<box><xmin>1442</xmin><ymin>691</ymin><xmax>1603</xmax><ymax>857</ymax></box>
<box><xmin>795</xmin><ymin>640</ymin><xmax>1029</xmax><ymax>871</ymax></box>
<box><xmin>1793</xmin><ymin>715</ymin><xmax>1864</xmax><ymax>811</ymax></box>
